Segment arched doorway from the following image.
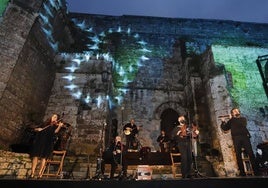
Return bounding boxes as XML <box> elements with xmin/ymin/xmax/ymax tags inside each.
<box><xmin>160</xmin><ymin>108</ymin><xmax>179</xmax><ymax>139</ymax></box>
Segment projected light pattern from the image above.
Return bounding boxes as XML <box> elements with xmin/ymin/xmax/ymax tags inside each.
<box><xmin>62</xmin><ymin>75</ymin><xmax>76</xmax><ymax>81</ymax></box>
<box><xmin>65</xmin><ymin>65</ymin><xmax>79</xmax><ymax>72</ymax></box>
<box><xmin>64</xmin><ymin>83</ymin><xmax>78</xmax><ymax>90</ymax></box>
<box><xmin>186</xmin><ymin>42</ymin><xmax>209</xmax><ymax>55</ymax></box>
<box><xmin>38</xmin><ymin>0</ymin><xmax>66</xmax><ymax>52</ymax></box>
<box><xmin>40</xmin><ymin>5</ymin><xmax>267</xmax><ymax>112</ymax></box>
<box><xmin>212</xmin><ymin>45</ymin><xmax>268</xmax><ymax>113</ymax></box>
<box><xmin>48</xmin><ymin>0</ymin><xmax>61</xmax><ymax>10</ymax></box>
<box><xmin>58</xmin><ymin>18</ymin><xmax>152</xmax><ymax>108</ymax></box>
<box><xmin>0</xmin><ymin>0</ymin><xmax>8</xmax><ymax>17</ymax></box>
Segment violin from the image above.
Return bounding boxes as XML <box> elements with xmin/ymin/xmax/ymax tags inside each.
<box><xmin>178</xmin><ymin>124</ymin><xmax>199</xmax><ymax>138</ymax></box>
<box><xmin>35</xmin><ymin>113</ymin><xmax>69</xmax><ymax>131</ymax></box>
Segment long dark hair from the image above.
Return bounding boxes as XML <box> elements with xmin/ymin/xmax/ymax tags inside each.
<box><xmin>42</xmin><ymin>114</ymin><xmax>60</xmax><ymax>127</ymax></box>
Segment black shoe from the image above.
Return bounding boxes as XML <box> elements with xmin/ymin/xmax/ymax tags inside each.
<box><xmin>187</xmin><ymin>175</ymin><xmax>193</xmax><ymax>179</ymax></box>
<box><xmin>119</xmin><ymin>176</ymin><xmax>127</xmax><ymax>180</ymax></box>
<box><xmin>182</xmin><ymin>174</ymin><xmax>192</xmax><ymax>179</ymax></box>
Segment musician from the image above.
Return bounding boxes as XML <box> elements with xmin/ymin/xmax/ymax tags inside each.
<box><xmin>220</xmin><ymin>108</ymin><xmax>258</xmax><ymax>176</ymax></box>
<box><xmin>109</xmin><ymin>136</ymin><xmax>128</xmax><ymax>179</ymax></box>
<box><xmin>29</xmin><ymin>113</ymin><xmax>64</xmax><ymax>178</ymax></box>
<box><xmin>123</xmin><ymin>119</ymin><xmax>139</xmax><ymax>150</ymax></box>
<box><xmin>171</xmin><ymin>115</ymin><xmax>199</xmax><ymax>179</ymax></box>
<box><xmin>157</xmin><ymin>130</ymin><xmax>170</xmax><ymax>152</ymax></box>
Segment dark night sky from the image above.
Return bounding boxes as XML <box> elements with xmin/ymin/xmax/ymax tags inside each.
<box><xmin>65</xmin><ymin>0</ymin><xmax>268</xmax><ymax>24</ymax></box>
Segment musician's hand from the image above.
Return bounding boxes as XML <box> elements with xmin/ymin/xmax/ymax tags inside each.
<box><xmin>220</xmin><ymin>117</ymin><xmax>225</xmax><ymax>122</ymax></box>
<box><xmin>35</xmin><ymin>128</ymin><xmax>43</xmax><ymax>132</ymax></box>
<box><xmin>193</xmin><ymin>130</ymin><xmax>199</xmax><ymax>138</ymax></box>
<box><xmin>58</xmin><ymin>122</ymin><xmax>64</xmax><ymax>127</ymax></box>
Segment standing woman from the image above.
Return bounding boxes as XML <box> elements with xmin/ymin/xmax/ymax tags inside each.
<box><xmin>29</xmin><ymin>114</ymin><xmax>63</xmax><ymax>178</ymax></box>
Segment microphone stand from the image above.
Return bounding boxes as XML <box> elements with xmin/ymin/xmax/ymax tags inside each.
<box><xmin>92</xmin><ymin>122</ymin><xmax>106</xmax><ymax>180</ymax></box>
<box><xmin>118</xmin><ymin>142</ymin><xmax>124</xmax><ymax>179</ymax></box>
<box><xmin>187</xmin><ymin>112</ymin><xmax>204</xmax><ymax>178</ymax></box>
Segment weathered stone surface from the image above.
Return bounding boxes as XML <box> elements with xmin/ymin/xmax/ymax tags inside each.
<box><xmin>0</xmin><ymin>0</ymin><xmax>268</xmax><ymax>178</ymax></box>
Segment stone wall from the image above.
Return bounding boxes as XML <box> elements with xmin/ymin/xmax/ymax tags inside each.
<box><xmin>44</xmin><ymin>56</ymin><xmax>112</xmax><ymax>156</ymax></box>
<box><xmin>71</xmin><ymin>13</ymin><xmax>268</xmax><ymax>48</ymax></box>
<box><xmin>0</xmin><ymin>150</ymin><xmax>31</xmax><ymax>179</ymax></box>
<box><xmin>0</xmin><ymin>0</ymin><xmax>72</xmax><ymax>149</ymax></box>
<box><xmin>50</xmin><ymin>13</ymin><xmax>268</xmax><ymax>177</ymax></box>
<box><xmin>44</xmin><ymin>38</ymin><xmax>194</xmax><ymax>157</ymax></box>
<box><xmin>1</xmin><ymin>2</ymin><xmax>268</xmax><ymax>178</ymax></box>
<box><xmin>0</xmin><ymin>150</ymin><xmax>94</xmax><ymax>179</ymax></box>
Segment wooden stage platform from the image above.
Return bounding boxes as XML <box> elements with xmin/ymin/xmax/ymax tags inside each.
<box><xmin>1</xmin><ymin>176</ymin><xmax>268</xmax><ymax>188</ymax></box>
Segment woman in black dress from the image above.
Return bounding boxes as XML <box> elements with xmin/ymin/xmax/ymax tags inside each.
<box><xmin>29</xmin><ymin>113</ymin><xmax>63</xmax><ymax>178</ymax></box>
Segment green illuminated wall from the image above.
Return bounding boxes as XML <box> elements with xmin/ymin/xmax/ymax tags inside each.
<box><xmin>212</xmin><ymin>45</ymin><xmax>268</xmax><ymax>113</ymax></box>
<box><xmin>0</xmin><ymin>0</ymin><xmax>8</xmax><ymax>16</ymax></box>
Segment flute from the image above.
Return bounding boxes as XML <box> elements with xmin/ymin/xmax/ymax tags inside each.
<box><xmin>218</xmin><ymin>115</ymin><xmax>231</xmax><ymax>118</ymax></box>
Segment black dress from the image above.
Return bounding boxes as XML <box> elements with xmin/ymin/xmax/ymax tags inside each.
<box><xmin>30</xmin><ymin>124</ymin><xmax>57</xmax><ymax>159</ymax></box>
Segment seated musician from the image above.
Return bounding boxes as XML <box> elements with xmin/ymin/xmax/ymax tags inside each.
<box><xmin>123</xmin><ymin>119</ymin><xmax>139</xmax><ymax>150</ymax></box>
<box><xmin>107</xmin><ymin>136</ymin><xmax>128</xmax><ymax>179</ymax></box>
<box><xmin>157</xmin><ymin>130</ymin><xmax>170</xmax><ymax>152</ymax></box>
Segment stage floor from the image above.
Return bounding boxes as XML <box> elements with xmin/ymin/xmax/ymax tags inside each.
<box><xmin>1</xmin><ymin>176</ymin><xmax>268</xmax><ymax>188</ymax></box>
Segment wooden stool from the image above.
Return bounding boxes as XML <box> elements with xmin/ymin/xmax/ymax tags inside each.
<box><xmin>241</xmin><ymin>148</ymin><xmax>254</xmax><ymax>176</ymax></box>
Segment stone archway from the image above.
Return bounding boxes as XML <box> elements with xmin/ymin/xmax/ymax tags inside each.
<box><xmin>154</xmin><ymin>102</ymin><xmax>185</xmax><ymax>138</ymax></box>
<box><xmin>160</xmin><ymin>108</ymin><xmax>178</xmax><ymax>139</ymax></box>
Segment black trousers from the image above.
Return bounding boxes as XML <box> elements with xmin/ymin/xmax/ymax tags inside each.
<box><xmin>177</xmin><ymin>139</ymin><xmax>192</xmax><ymax>178</ymax></box>
<box><xmin>110</xmin><ymin>154</ymin><xmax>127</xmax><ymax>178</ymax></box>
<box><xmin>232</xmin><ymin>135</ymin><xmax>258</xmax><ymax>175</ymax></box>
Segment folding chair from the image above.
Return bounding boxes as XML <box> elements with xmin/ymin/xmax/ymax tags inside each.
<box><xmin>170</xmin><ymin>152</ymin><xmax>182</xmax><ymax>178</ymax></box>
<box><xmin>241</xmin><ymin>148</ymin><xmax>254</xmax><ymax>176</ymax></box>
<box><xmin>41</xmin><ymin>150</ymin><xmax>67</xmax><ymax>178</ymax></box>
